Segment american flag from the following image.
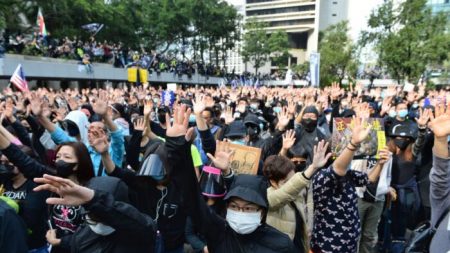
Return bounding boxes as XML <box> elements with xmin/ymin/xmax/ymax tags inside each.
<box><xmin>10</xmin><ymin>64</ymin><xmax>29</xmax><ymax>92</ymax></box>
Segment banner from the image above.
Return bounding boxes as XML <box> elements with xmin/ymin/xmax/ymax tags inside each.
<box><xmin>310</xmin><ymin>52</ymin><xmax>320</xmax><ymax>87</ymax></box>
<box><xmin>332</xmin><ymin>118</ymin><xmax>385</xmax><ymax>159</ymax></box>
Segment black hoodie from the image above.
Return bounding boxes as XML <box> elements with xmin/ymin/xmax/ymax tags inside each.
<box><xmin>70</xmin><ymin>177</ymin><xmax>155</xmax><ymax>253</ymax></box>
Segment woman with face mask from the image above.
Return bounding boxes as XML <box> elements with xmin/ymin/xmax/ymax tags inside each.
<box><xmin>263</xmin><ymin>140</ymin><xmax>332</xmax><ymax>253</ymax></box>
<box><xmin>166</xmin><ymin>105</ymin><xmax>296</xmax><ymax>253</ymax></box>
<box><xmin>387</xmin><ymin>109</ymin><xmax>430</xmax><ymax>253</ymax></box>
<box><xmin>0</xmin><ymin>124</ymin><xmax>95</xmax><ymax>253</ymax></box>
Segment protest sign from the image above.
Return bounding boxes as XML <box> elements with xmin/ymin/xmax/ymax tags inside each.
<box><xmin>217</xmin><ymin>141</ymin><xmax>261</xmax><ymax>175</ymax></box>
<box><xmin>332</xmin><ymin>118</ymin><xmax>386</xmax><ymax>159</ymax></box>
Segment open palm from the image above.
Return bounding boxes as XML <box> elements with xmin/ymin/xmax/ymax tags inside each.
<box><xmin>429</xmin><ymin>104</ymin><xmax>450</xmax><ymax>137</ymax></box>
<box><xmin>34</xmin><ymin>174</ymin><xmax>94</xmax><ymax>206</ymax></box>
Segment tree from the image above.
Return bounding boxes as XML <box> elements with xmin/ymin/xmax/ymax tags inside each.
<box><xmin>319</xmin><ymin>21</ymin><xmax>358</xmax><ymax>86</ymax></box>
<box><xmin>241</xmin><ymin>18</ymin><xmax>270</xmax><ymax>75</ymax></box>
<box><xmin>268</xmin><ymin>30</ymin><xmax>290</xmax><ymax>69</ymax></box>
<box><xmin>360</xmin><ymin>0</ymin><xmax>450</xmax><ymax>83</ymax></box>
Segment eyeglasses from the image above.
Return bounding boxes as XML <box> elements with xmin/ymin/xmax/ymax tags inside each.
<box><xmin>228</xmin><ymin>202</ymin><xmax>260</xmax><ymax>213</ymax></box>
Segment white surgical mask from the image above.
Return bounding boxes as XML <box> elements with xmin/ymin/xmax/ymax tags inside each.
<box><xmin>87</xmin><ymin>215</ymin><xmax>116</xmax><ymax>236</ymax></box>
<box><xmin>226</xmin><ymin>209</ymin><xmax>261</xmax><ymax>235</ymax></box>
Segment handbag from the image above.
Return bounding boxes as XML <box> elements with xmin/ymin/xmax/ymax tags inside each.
<box><xmin>405</xmin><ymin>206</ymin><xmax>450</xmax><ymax>253</ymax></box>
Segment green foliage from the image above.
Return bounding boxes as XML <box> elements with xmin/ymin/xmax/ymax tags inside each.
<box><xmin>291</xmin><ymin>61</ymin><xmax>309</xmax><ymax>79</ymax></box>
<box><xmin>360</xmin><ymin>0</ymin><xmax>450</xmax><ymax>82</ymax></box>
<box><xmin>268</xmin><ymin>30</ymin><xmax>290</xmax><ymax>69</ymax></box>
<box><xmin>242</xmin><ymin>19</ymin><xmax>292</xmax><ymax>74</ymax></box>
<box><xmin>319</xmin><ymin>21</ymin><xmax>358</xmax><ymax>86</ymax></box>
<box><xmin>241</xmin><ymin>18</ymin><xmax>270</xmax><ymax>74</ymax></box>
<box><xmin>1</xmin><ymin>0</ymin><xmax>241</xmax><ymax>62</ymax></box>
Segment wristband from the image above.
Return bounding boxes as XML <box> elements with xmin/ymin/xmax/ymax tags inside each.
<box><xmin>346</xmin><ymin>145</ymin><xmax>357</xmax><ymax>152</ymax></box>
<box><xmin>349</xmin><ymin>140</ymin><xmax>359</xmax><ymax>148</ymax></box>
<box><xmin>301</xmin><ymin>171</ymin><xmax>311</xmax><ymax>180</ymax></box>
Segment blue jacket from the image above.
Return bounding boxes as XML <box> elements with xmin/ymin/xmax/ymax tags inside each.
<box><xmin>50</xmin><ymin>126</ymin><xmax>125</xmax><ymax>176</ymax></box>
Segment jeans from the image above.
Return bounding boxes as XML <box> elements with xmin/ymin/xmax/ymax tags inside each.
<box><xmin>358</xmin><ymin>199</ymin><xmax>384</xmax><ymax>253</ymax></box>
<box><xmin>29</xmin><ymin>245</ymin><xmax>49</xmax><ymax>253</ymax></box>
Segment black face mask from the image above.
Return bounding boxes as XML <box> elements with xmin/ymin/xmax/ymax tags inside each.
<box><xmin>247</xmin><ymin>126</ymin><xmax>259</xmax><ymax>140</ymax></box>
<box><xmin>394</xmin><ymin>139</ymin><xmax>410</xmax><ymax>150</ymax></box>
<box><xmin>301</xmin><ymin>118</ymin><xmax>318</xmax><ymax>132</ymax></box>
<box><xmin>157</xmin><ymin>112</ymin><xmax>166</xmax><ymax>124</ymax></box>
<box><xmin>55</xmin><ymin>160</ymin><xmax>77</xmax><ymax>177</ymax></box>
<box><xmin>0</xmin><ymin>164</ymin><xmax>16</xmax><ymax>180</ymax></box>
<box><xmin>294</xmin><ymin>161</ymin><xmax>307</xmax><ymax>172</ymax></box>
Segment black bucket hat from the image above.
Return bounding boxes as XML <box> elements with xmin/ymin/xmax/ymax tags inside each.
<box><xmin>224</xmin><ymin>174</ymin><xmax>268</xmax><ymax>209</ymax></box>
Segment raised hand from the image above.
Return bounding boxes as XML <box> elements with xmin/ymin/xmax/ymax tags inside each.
<box><xmin>165</xmin><ymin>104</ymin><xmax>191</xmax><ymax>138</ymax></box>
<box><xmin>330</xmin><ymin>82</ymin><xmax>341</xmax><ymax>100</ymax></box>
<box><xmin>428</xmin><ymin>103</ymin><xmax>450</xmax><ymax>137</ymax></box>
<box><xmin>90</xmin><ymin>135</ymin><xmax>110</xmax><ymax>155</ymax></box>
<box><xmin>287</xmin><ymin>100</ymin><xmax>296</xmax><ymax>115</ymax></box>
<box><xmin>282</xmin><ymin>129</ymin><xmax>296</xmax><ymax>151</ymax></box>
<box><xmin>143</xmin><ymin>100</ymin><xmax>154</xmax><ymax>116</ymax></box>
<box><xmin>192</xmin><ymin>95</ymin><xmax>206</xmax><ymax>115</ymax></box>
<box><xmin>311</xmin><ymin>140</ymin><xmax>332</xmax><ymax>170</ymax></box>
<box><xmin>207</xmin><ymin>141</ymin><xmax>235</xmax><ymax>172</ymax></box>
<box><xmin>30</xmin><ymin>93</ymin><xmax>44</xmax><ymax>117</ymax></box>
<box><xmin>224</xmin><ymin>106</ymin><xmax>234</xmax><ymax>125</ymax></box>
<box><xmin>351</xmin><ymin>116</ymin><xmax>371</xmax><ymax>145</ymax></box>
<box><xmin>133</xmin><ymin>117</ymin><xmax>146</xmax><ymax>132</ymax></box>
<box><xmin>277</xmin><ymin>107</ymin><xmax>290</xmax><ymax>131</ymax></box>
<box><xmin>416</xmin><ymin>108</ymin><xmax>431</xmax><ymax>128</ymax></box>
<box><xmin>34</xmin><ymin>174</ymin><xmax>95</xmax><ymax>206</ymax></box>
<box><xmin>93</xmin><ymin>91</ymin><xmax>108</xmax><ymax>116</ymax></box>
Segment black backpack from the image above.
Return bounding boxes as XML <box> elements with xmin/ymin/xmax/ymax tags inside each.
<box><xmin>405</xmin><ymin>206</ymin><xmax>450</xmax><ymax>253</ymax></box>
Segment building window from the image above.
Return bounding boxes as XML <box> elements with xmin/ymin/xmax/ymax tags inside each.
<box><xmin>333</xmin><ymin>1</ymin><xmax>337</xmax><ymax>4</ymax></box>
<box><xmin>332</xmin><ymin>14</ymin><xmax>337</xmax><ymax>17</ymax></box>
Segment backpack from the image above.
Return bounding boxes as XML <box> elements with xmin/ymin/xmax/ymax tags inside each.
<box><xmin>405</xmin><ymin>206</ymin><xmax>450</xmax><ymax>253</ymax></box>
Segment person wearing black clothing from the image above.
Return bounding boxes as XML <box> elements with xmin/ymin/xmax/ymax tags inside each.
<box><xmin>0</xmin><ymin>198</ymin><xmax>28</xmax><ymax>253</ymax></box>
<box><xmin>1</xmin><ymin>147</ymin><xmax>49</xmax><ymax>252</ymax></box>
<box><xmin>92</xmin><ymin>127</ymin><xmax>197</xmax><ymax>253</ymax></box>
<box><xmin>165</xmin><ymin>105</ymin><xmax>295</xmax><ymax>253</ymax></box>
<box><xmin>0</xmin><ymin>127</ymin><xmax>95</xmax><ymax>253</ymax></box>
<box><xmin>33</xmin><ymin>175</ymin><xmax>156</xmax><ymax>253</ymax></box>
<box><xmin>388</xmin><ymin>119</ymin><xmax>428</xmax><ymax>253</ymax></box>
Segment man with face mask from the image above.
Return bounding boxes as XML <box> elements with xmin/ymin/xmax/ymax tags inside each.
<box><xmin>0</xmin><ymin>148</ymin><xmax>50</xmax><ymax>253</ymax></box>
<box><xmin>292</xmin><ymin>106</ymin><xmax>329</xmax><ymax>168</ymax></box>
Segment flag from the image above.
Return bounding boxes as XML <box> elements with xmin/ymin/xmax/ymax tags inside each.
<box><xmin>310</xmin><ymin>52</ymin><xmax>320</xmax><ymax>87</ymax></box>
<box><xmin>36</xmin><ymin>8</ymin><xmax>48</xmax><ymax>37</ymax></box>
<box><xmin>254</xmin><ymin>78</ymin><xmax>260</xmax><ymax>89</ymax></box>
<box><xmin>10</xmin><ymin>64</ymin><xmax>29</xmax><ymax>92</ymax></box>
<box><xmin>81</xmin><ymin>23</ymin><xmax>104</xmax><ymax>36</ymax></box>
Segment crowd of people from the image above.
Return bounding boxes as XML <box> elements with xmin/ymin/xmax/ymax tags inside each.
<box><xmin>3</xmin><ymin>33</ymin><xmax>232</xmax><ymax>77</ymax></box>
<box><xmin>0</xmin><ymin>82</ymin><xmax>449</xmax><ymax>253</ymax></box>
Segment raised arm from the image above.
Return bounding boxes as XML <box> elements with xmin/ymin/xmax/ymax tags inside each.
<box><xmin>33</xmin><ymin>175</ymin><xmax>155</xmax><ymax>235</ymax></box>
<box><xmin>428</xmin><ymin>104</ymin><xmax>450</xmax><ymax>226</ymax></box>
<box><xmin>333</xmin><ymin>116</ymin><xmax>371</xmax><ymax>176</ymax></box>
<box><xmin>0</xmin><ymin>125</ymin><xmax>52</xmax><ymax>178</ymax></box>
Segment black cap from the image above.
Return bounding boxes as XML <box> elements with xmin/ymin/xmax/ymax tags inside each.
<box><xmin>224</xmin><ymin>174</ymin><xmax>268</xmax><ymax>208</ymax></box>
<box><xmin>303</xmin><ymin>106</ymin><xmax>319</xmax><ymax>117</ymax></box>
<box><xmin>243</xmin><ymin>114</ymin><xmax>260</xmax><ymax>127</ymax></box>
<box><xmin>225</xmin><ymin>121</ymin><xmax>246</xmax><ymax>138</ymax></box>
<box><xmin>390</xmin><ymin>124</ymin><xmax>415</xmax><ymax>139</ymax></box>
